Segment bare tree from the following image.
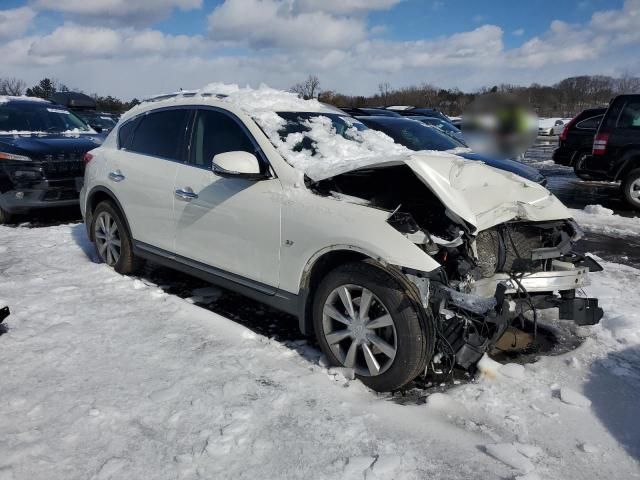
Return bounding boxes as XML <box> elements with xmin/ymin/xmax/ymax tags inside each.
<box><xmin>290</xmin><ymin>74</ymin><xmax>321</xmax><ymax>100</ymax></box>
<box><xmin>0</xmin><ymin>77</ymin><xmax>27</xmax><ymax>96</ymax></box>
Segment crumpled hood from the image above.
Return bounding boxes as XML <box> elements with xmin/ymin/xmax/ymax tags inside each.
<box><xmin>404</xmin><ymin>152</ymin><xmax>570</xmax><ymax>232</ymax></box>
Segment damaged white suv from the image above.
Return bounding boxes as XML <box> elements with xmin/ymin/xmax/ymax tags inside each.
<box><xmin>80</xmin><ymin>85</ymin><xmax>603</xmax><ymax>392</ymax></box>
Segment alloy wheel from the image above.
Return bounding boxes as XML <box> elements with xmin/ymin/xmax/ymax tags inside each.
<box><xmin>94</xmin><ymin>211</ymin><xmax>121</xmax><ymax>266</ymax></box>
<box><xmin>322</xmin><ymin>284</ymin><xmax>397</xmax><ymax>376</ymax></box>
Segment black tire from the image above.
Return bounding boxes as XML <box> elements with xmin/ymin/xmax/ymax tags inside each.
<box><xmin>313</xmin><ymin>260</ymin><xmax>434</xmax><ymax>392</ymax></box>
<box><xmin>91</xmin><ymin>201</ymin><xmax>142</xmax><ymax>274</ymax></box>
<box><xmin>622</xmin><ymin>169</ymin><xmax>640</xmax><ymax>210</ymax></box>
<box><xmin>573</xmin><ymin>153</ymin><xmax>593</xmax><ymax>181</ymax></box>
<box><xmin>0</xmin><ymin>206</ymin><xmax>12</xmax><ymax>225</ymax></box>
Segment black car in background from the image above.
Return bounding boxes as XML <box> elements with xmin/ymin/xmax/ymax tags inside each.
<box><xmin>356</xmin><ymin>116</ymin><xmax>547</xmax><ymax>184</ymax></box>
<box><xmin>552</xmin><ymin>107</ymin><xmax>606</xmax><ymax>179</ymax></box>
<box><xmin>576</xmin><ymin>95</ymin><xmax>640</xmax><ymax>209</ymax></box>
<box><xmin>0</xmin><ymin>97</ymin><xmax>104</xmax><ymax>223</ymax></box>
<box><xmin>394</xmin><ymin>107</ymin><xmax>452</xmax><ymax>123</ymax></box>
<box><xmin>340</xmin><ymin>107</ymin><xmax>402</xmax><ymax>117</ymax></box>
<box><xmin>410</xmin><ymin>115</ymin><xmax>466</xmax><ymax>143</ymax></box>
<box><xmin>51</xmin><ymin>92</ymin><xmax>119</xmax><ymax>133</ymax></box>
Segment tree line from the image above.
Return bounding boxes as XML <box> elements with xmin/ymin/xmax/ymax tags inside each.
<box><xmin>3</xmin><ymin>73</ymin><xmax>639</xmax><ymax>117</ymax></box>
<box><xmin>0</xmin><ymin>77</ymin><xmax>139</xmax><ymax>113</ymax></box>
<box><xmin>297</xmin><ymin>74</ymin><xmax>640</xmax><ymax>117</ymax></box>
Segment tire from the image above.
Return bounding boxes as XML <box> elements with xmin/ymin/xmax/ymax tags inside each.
<box><xmin>312</xmin><ymin>260</ymin><xmax>433</xmax><ymax>392</ymax></box>
<box><xmin>573</xmin><ymin>153</ymin><xmax>593</xmax><ymax>181</ymax></box>
<box><xmin>91</xmin><ymin>201</ymin><xmax>142</xmax><ymax>274</ymax></box>
<box><xmin>0</xmin><ymin>206</ymin><xmax>12</xmax><ymax>225</ymax></box>
<box><xmin>622</xmin><ymin>169</ymin><xmax>640</xmax><ymax>210</ymax></box>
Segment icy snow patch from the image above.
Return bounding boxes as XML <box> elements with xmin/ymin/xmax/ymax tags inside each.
<box><xmin>484</xmin><ymin>443</ymin><xmax>535</xmax><ymax>473</ymax></box>
<box><xmin>559</xmin><ymin>387</ymin><xmax>592</xmax><ymax>407</ymax></box>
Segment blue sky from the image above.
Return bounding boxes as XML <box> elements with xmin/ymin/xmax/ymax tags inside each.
<box><xmin>0</xmin><ymin>0</ymin><xmax>637</xmax><ymax>99</ymax></box>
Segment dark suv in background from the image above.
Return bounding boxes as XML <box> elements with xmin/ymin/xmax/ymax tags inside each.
<box><xmin>0</xmin><ymin>96</ymin><xmax>104</xmax><ymax>223</ymax></box>
<box><xmin>552</xmin><ymin>107</ymin><xmax>606</xmax><ymax>179</ymax></box>
<box><xmin>51</xmin><ymin>92</ymin><xmax>119</xmax><ymax>133</ymax></box>
<box><xmin>575</xmin><ymin>95</ymin><xmax>640</xmax><ymax>209</ymax></box>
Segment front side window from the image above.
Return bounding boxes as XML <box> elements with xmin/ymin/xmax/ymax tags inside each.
<box><xmin>129</xmin><ymin>108</ymin><xmax>190</xmax><ymax>160</ymax></box>
<box><xmin>190</xmin><ymin>109</ymin><xmax>255</xmax><ymax>168</ymax></box>
<box><xmin>618</xmin><ymin>101</ymin><xmax>640</xmax><ymax>128</ymax></box>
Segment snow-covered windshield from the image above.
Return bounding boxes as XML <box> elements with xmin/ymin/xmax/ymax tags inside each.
<box><xmin>0</xmin><ymin>102</ymin><xmax>93</xmax><ymax>135</ymax></box>
<box><xmin>255</xmin><ymin>110</ymin><xmax>412</xmax><ymax>181</ymax></box>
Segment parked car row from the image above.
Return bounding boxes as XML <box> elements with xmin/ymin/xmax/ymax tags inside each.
<box><xmin>553</xmin><ymin>94</ymin><xmax>640</xmax><ymax>209</ymax></box>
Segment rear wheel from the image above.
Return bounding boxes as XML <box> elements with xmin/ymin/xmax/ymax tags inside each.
<box><xmin>622</xmin><ymin>169</ymin><xmax>640</xmax><ymax>210</ymax></box>
<box><xmin>313</xmin><ymin>261</ymin><xmax>433</xmax><ymax>392</ymax></box>
<box><xmin>91</xmin><ymin>201</ymin><xmax>141</xmax><ymax>274</ymax></box>
<box><xmin>573</xmin><ymin>153</ymin><xmax>593</xmax><ymax>181</ymax></box>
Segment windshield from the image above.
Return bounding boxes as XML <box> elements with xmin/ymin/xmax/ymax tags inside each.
<box><xmin>263</xmin><ymin>111</ymin><xmax>411</xmax><ymax>180</ymax></box>
<box><xmin>0</xmin><ymin>102</ymin><xmax>93</xmax><ymax>134</ymax></box>
<box><xmin>76</xmin><ymin>111</ymin><xmax>117</xmax><ymax>130</ymax></box>
<box><xmin>277</xmin><ymin>112</ymin><xmax>367</xmax><ymax>153</ymax></box>
<box><xmin>363</xmin><ymin>119</ymin><xmax>465</xmax><ymax>152</ymax></box>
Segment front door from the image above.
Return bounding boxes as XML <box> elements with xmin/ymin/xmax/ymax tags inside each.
<box><xmin>172</xmin><ymin>108</ymin><xmax>282</xmax><ymax>289</ymax></box>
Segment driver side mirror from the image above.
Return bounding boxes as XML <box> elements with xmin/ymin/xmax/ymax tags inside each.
<box><xmin>211</xmin><ymin>151</ymin><xmax>263</xmax><ymax>179</ymax></box>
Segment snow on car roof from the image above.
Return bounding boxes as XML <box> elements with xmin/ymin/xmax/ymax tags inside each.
<box><xmin>0</xmin><ymin>95</ymin><xmax>51</xmax><ymax>104</ymax></box>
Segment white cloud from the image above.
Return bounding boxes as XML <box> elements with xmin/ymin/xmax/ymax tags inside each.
<box><xmin>33</xmin><ymin>0</ymin><xmax>202</xmax><ymax>25</ymax></box>
<box><xmin>512</xmin><ymin>28</ymin><xmax>524</xmax><ymax>36</ymax></box>
<box><xmin>293</xmin><ymin>0</ymin><xmax>401</xmax><ymax>15</ymax></box>
<box><xmin>207</xmin><ymin>0</ymin><xmax>367</xmax><ymax>49</ymax></box>
<box><xmin>2</xmin><ymin>0</ymin><xmax>640</xmax><ymax>100</ymax></box>
<box><xmin>0</xmin><ymin>7</ymin><xmax>36</xmax><ymax>39</ymax></box>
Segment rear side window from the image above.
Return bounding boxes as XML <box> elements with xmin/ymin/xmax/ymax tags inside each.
<box><xmin>617</xmin><ymin>100</ymin><xmax>640</xmax><ymax>128</ymax></box>
<box><xmin>190</xmin><ymin>109</ymin><xmax>255</xmax><ymax>168</ymax></box>
<box><xmin>576</xmin><ymin>115</ymin><xmax>603</xmax><ymax>130</ymax></box>
<box><xmin>129</xmin><ymin>109</ymin><xmax>190</xmax><ymax>160</ymax></box>
<box><xmin>118</xmin><ymin>118</ymin><xmax>138</xmax><ymax>149</ymax></box>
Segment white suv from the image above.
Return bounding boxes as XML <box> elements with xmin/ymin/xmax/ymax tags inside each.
<box><xmin>80</xmin><ymin>86</ymin><xmax>603</xmax><ymax>392</ymax></box>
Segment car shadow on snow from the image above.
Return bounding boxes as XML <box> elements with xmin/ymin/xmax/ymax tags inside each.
<box><xmin>584</xmin><ymin>346</ymin><xmax>640</xmax><ymax>460</ymax></box>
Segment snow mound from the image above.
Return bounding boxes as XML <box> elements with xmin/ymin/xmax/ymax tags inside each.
<box><xmin>583</xmin><ymin>204</ymin><xmax>614</xmax><ymax>216</ymax></box>
<box><xmin>571</xmin><ymin>205</ymin><xmax>640</xmax><ymax>237</ymax></box>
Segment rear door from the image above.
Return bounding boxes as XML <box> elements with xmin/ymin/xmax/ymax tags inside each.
<box><xmin>611</xmin><ymin>97</ymin><xmax>640</xmax><ymax>170</ymax></box>
<box><xmin>107</xmin><ymin>107</ymin><xmax>191</xmax><ymax>251</ymax></box>
<box><xmin>172</xmin><ymin>107</ymin><xmax>283</xmax><ymax>289</ymax></box>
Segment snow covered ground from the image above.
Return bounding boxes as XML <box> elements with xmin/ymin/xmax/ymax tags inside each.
<box><xmin>1</xmin><ymin>223</ymin><xmax>639</xmax><ymax>480</ymax></box>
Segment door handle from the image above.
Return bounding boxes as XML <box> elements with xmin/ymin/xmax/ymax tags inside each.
<box><xmin>175</xmin><ymin>187</ymin><xmax>198</xmax><ymax>201</ymax></box>
<box><xmin>108</xmin><ymin>170</ymin><xmax>125</xmax><ymax>182</ymax></box>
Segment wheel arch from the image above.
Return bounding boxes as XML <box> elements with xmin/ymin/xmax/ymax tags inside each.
<box><xmin>85</xmin><ymin>186</ymin><xmax>132</xmax><ymax>242</ymax></box>
<box><xmin>296</xmin><ymin>245</ymin><xmax>429</xmax><ymax>336</ymax></box>
<box><xmin>613</xmin><ymin>149</ymin><xmax>640</xmax><ymax>181</ymax></box>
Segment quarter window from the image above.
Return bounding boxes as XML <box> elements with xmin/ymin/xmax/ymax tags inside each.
<box><xmin>576</xmin><ymin>115</ymin><xmax>603</xmax><ymax>130</ymax></box>
<box><xmin>618</xmin><ymin>101</ymin><xmax>640</xmax><ymax>128</ymax></box>
<box><xmin>118</xmin><ymin>118</ymin><xmax>138</xmax><ymax>149</ymax></box>
<box><xmin>190</xmin><ymin>109</ymin><xmax>255</xmax><ymax>168</ymax></box>
<box><xmin>129</xmin><ymin>109</ymin><xmax>190</xmax><ymax>160</ymax></box>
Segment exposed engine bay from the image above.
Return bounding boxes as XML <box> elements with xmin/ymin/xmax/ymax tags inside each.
<box><xmin>311</xmin><ymin>164</ymin><xmax>604</xmax><ymax>374</ymax></box>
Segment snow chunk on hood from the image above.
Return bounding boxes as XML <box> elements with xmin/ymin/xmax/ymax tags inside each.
<box><xmin>0</xmin><ymin>95</ymin><xmax>50</xmax><ymax>104</ymax></box>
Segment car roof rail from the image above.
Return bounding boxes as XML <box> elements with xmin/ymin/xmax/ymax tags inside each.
<box><xmin>141</xmin><ymin>90</ymin><xmax>229</xmax><ymax>104</ymax></box>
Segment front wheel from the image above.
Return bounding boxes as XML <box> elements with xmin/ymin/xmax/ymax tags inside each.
<box><xmin>622</xmin><ymin>169</ymin><xmax>640</xmax><ymax>210</ymax></box>
<box><xmin>91</xmin><ymin>201</ymin><xmax>141</xmax><ymax>274</ymax></box>
<box><xmin>313</xmin><ymin>261</ymin><xmax>433</xmax><ymax>392</ymax></box>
